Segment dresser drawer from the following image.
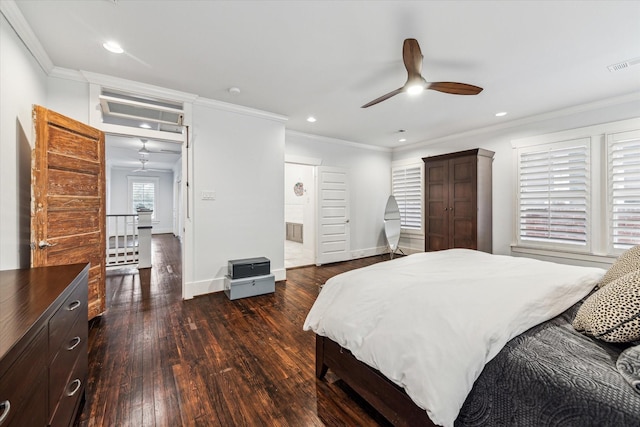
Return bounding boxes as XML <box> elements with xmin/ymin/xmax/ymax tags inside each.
<box><xmin>0</xmin><ymin>327</ymin><xmax>47</xmax><ymax>427</ymax></box>
<box><xmin>49</xmin><ymin>350</ymin><xmax>87</xmax><ymax>427</ymax></box>
<box><xmin>49</xmin><ymin>280</ymin><xmax>88</xmax><ymax>359</ymax></box>
<box><xmin>0</xmin><ymin>376</ymin><xmax>47</xmax><ymax>427</ymax></box>
<box><xmin>49</xmin><ymin>314</ymin><xmax>87</xmax><ymax>420</ymax></box>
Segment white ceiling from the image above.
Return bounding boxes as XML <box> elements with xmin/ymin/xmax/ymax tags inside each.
<box><xmin>106</xmin><ymin>135</ymin><xmax>182</xmax><ymax>171</ymax></box>
<box><xmin>12</xmin><ymin>0</ymin><xmax>640</xmax><ymax>162</ymax></box>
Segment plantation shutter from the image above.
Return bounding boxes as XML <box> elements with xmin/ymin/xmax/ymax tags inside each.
<box><xmin>132</xmin><ymin>182</ymin><xmax>155</xmax><ymax>213</ymax></box>
<box><xmin>392</xmin><ymin>165</ymin><xmax>422</xmax><ymax>230</ymax></box>
<box><xmin>608</xmin><ymin>130</ymin><xmax>640</xmax><ymax>250</ymax></box>
<box><xmin>518</xmin><ymin>139</ymin><xmax>590</xmax><ymax>247</ymax></box>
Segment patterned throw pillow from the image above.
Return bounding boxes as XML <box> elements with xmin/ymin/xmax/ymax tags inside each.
<box><xmin>598</xmin><ymin>245</ymin><xmax>640</xmax><ymax>289</ymax></box>
<box><xmin>573</xmin><ymin>269</ymin><xmax>640</xmax><ymax>343</ymax></box>
<box><xmin>616</xmin><ymin>345</ymin><xmax>640</xmax><ymax>394</ymax></box>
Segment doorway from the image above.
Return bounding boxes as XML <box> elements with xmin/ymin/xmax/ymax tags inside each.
<box><xmin>104</xmin><ymin>134</ymin><xmax>184</xmax><ymax>283</ymax></box>
<box><xmin>284</xmin><ymin>163</ymin><xmax>315</xmax><ymax>268</ymax></box>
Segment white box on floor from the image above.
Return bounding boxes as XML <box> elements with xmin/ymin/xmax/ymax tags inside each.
<box><xmin>224</xmin><ymin>274</ymin><xmax>275</xmax><ymax>300</ymax></box>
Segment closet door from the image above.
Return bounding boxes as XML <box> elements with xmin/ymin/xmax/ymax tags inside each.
<box><xmin>424</xmin><ymin>158</ymin><xmax>450</xmax><ymax>251</ymax></box>
<box><xmin>424</xmin><ymin>148</ymin><xmax>493</xmax><ymax>253</ymax></box>
<box><xmin>448</xmin><ymin>155</ymin><xmax>477</xmax><ymax>249</ymax></box>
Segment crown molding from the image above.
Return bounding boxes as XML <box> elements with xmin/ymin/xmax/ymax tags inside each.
<box><xmin>286</xmin><ymin>130</ymin><xmax>392</xmax><ymax>153</ymax></box>
<box><xmin>395</xmin><ymin>92</ymin><xmax>640</xmax><ymax>153</ymax></box>
<box><xmin>511</xmin><ymin>116</ymin><xmax>640</xmax><ymax>149</ymax></box>
<box><xmin>194</xmin><ymin>97</ymin><xmax>288</xmax><ymax>123</ymax></box>
<box><xmin>1</xmin><ymin>0</ymin><xmax>54</xmax><ymax>73</ymax></box>
<box><xmin>49</xmin><ymin>67</ymin><xmax>87</xmax><ymax>82</ymax></box>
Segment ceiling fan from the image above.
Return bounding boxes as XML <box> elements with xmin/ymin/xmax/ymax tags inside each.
<box><xmin>361</xmin><ymin>38</ymin><xmax>483</xmax><ymax>108</ymax></box>
<box><xmin>138</xmin><ymin>139</ymin><xmax>181</xmax><ymax>155</ymax></box>
<box><xmin>132</xmin><ymin>158</ymin><xmax>162</xmax><ymax>173</ymax></box>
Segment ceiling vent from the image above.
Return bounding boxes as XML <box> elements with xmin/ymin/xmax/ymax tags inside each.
<box><xmin>99</xmin><ymin>90</ymin><xmax>184</xmax><ymax>134</ymax></box>
<box><xmin>607</xmin><ymin>57</ymin><xmax>640</xmax><ymax>72</ymax></box>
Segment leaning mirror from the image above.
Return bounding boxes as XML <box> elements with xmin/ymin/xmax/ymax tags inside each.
<box><xmin>384</xmin><ymin>196</ymin><xmax>402</xmax><ymax>259</ymax></box>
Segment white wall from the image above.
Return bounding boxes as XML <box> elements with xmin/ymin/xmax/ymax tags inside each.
<box><xmin>285</xmin><ymin>131</ymin><xmax>393</xmax><ymax>258</ymax></box>
<box><xmin>185</xmin><ymin>101</ymin><xmax>286</xmax><ymax>298</ymax></box>
<box><xmin>109</xmin><ymin>167</ymin><xmax>175</xmax><ymax>234</ymax></box>
<box><xmin>46</xmin><ymin>75</ymin><xmax>90</xmax><ymax>123</ymax></box>
<box><xmin>393</xmin><ymin>95</ymin><xmax>640</xmax><ymax>264</ymax></box>
<box><xmin>0</xmin><ymin>13</ymin><xmax>47</xmax><ymax>270</ymax></box>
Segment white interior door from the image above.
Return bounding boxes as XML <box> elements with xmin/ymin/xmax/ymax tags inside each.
<box><xmin>316</xmin><ymin>166</ymin><xmax>350</xmax><ymax>265</ymax></box>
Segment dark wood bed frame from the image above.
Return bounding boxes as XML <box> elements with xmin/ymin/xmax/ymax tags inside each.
<box><xmin>315</xmin><ymin>334</ymin><xmax>436</xmax><ymax>427</ymax></box>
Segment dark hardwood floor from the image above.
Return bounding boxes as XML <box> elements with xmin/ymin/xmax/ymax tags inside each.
<box><xmin>78</xmin><ymin>234</ymin><xmax>392</xmax><ymax>426</ymax></box>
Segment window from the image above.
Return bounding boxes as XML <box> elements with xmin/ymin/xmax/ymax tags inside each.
<box><xmin>392</xmin><ymin>165</ymin><xmax>423</xmax><ymax>231</ymax></box>
<box><xmin>513</xmin><ymin>117</ymin><xmax>640</xmax><ymax>261</ymax></box>
<box><xmin>128</xmin><ymin>176</ymin><xmax>159</xmax><ymax>220</ymax></box>
<box><xmin>517</xmin><ymin>139</ymin><xmax>590</xmax><ymax>250</ymax></box>
<box><xmin>608</xmin><ymin>130</ymin><xmax>640</xmax><ymax>250</ymax></box>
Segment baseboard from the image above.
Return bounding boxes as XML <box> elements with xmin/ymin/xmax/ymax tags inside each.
<box><xmin>349</xmin><ymin>246</ymin><xmax>387</xmax><ymax>260</ymax></box>
<box><xmin>398</xmin><ymin>246</ymin><xmax>423</xmax><ymax>255</ymax></box>
<box><xmin>151</xmin><ymin>227</ymin><xmax>173</xmax><ymax>235</ymax></box>
<box><xmin>184</xmin><ymin>268</ymin><xmax>286</xmax><ymax>299</ymax></box>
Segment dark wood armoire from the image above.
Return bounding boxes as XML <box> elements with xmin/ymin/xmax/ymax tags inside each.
<box><xmin>423</xmin><ymin>148</ymin><xmax>494</xmax><ymax>253</ymax></box>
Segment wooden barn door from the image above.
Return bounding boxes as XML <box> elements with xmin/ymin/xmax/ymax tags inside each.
<box><xmin>31</xmin><ymin>105</ymin><xmax>106</xmax><ymax>319</ymax></box>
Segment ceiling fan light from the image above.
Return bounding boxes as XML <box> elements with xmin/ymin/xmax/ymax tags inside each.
<box><xmin>138</xmin><ymin>139</ymin><xmax>151</xmax><ymax>155</ymax></box>
<box><xmin>406</xmin><ymin>84</ymin><xmax>424</xmax><ymax>96</ymax></box>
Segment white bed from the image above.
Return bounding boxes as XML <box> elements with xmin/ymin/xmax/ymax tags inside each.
<box><xmin>303</xmin><ymin>249</ymin><xmax>605</xmax><ymax>427</ymax></box>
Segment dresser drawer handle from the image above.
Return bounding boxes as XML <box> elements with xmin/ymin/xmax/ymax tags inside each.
<box><xmin>66</xmin><ymin>379</ymin><xmax>82</xmax><ymax>397</ymax></box>
<box><xmin>67</xmin><ymin>300</ymin><xmax>81</xmax><ymax>311</ymax></box>
<box><xmin>0</xmin><ymin>400</ymin><xmax>10</xmax><ymax>425</ymax></box>
<box><xmin>68</xmin><ymin>336</ymin><xmax>81</xmax><ymax>351</ymax></box>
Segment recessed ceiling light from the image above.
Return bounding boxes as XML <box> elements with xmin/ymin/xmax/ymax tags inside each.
<box><xmin>307</xmin><ymin>116</ymin><xmax>317</xmax><ymax>123</ymax></box>
<box><xmin>140</xmin><ymin>123</ymin><xmax>151</xmax><ymax>129</ymax></box>
<box><xmin>102</xmin><ymin>41</ymin><xmax>124</xmax><ymax>54</ymax></box>
<box><xmin>399</xmin><ymin>138</ymin><xmax>407</xmax><ymax>142</ymax></box>
<box><xmin>228</xmin><ymin>87</ymin><xmax>241</xmax><ymax>94</ymax></box>
<box><xmin>495</xmin><ymin>112</ymin><xmax>508</xmax><ymax>117</ymax></box>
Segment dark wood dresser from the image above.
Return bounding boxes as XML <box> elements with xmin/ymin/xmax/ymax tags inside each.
<box><xmin>0</xmin><ymin>263</ymin><xmax>89</xmax><ymax>427</ymax></box>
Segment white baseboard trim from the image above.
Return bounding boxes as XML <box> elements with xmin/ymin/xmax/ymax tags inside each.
<box><xmin>349</xmin><ymin>246</ymin><xmax>387</xmax><ymax>259</ymax></box>
<box><xmin>152</xmin><ymin>227</ymin><xmax>173</xmax><ymax>235</ymax></box>
<box><xmin>399</xmin><ymin>245</ymin><xmax>423</xmax><ymax>255</ymax></box>
<box><xmin>184</xmin><ymin>268</ymin><xmax>286</xmax><ymax>299</ymax></box>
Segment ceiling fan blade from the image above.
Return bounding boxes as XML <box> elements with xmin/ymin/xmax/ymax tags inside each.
<box><xmin>427</xmin><ymin>82</ymin><xmax>483</xmax><ymax>95</ymax></box>
<box><xmin>361</xmin><ymin>88</ymin><xmax>404</xmax><ymax>108</ymax></box>
<box><xmin>402</xmin><ymin>38</ymin><xmax>423</xmax><ymax>79</ymax></box>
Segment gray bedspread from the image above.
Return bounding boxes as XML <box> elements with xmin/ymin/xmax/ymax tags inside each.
<box><xmin>455</xmin><ymin>301</ymin><xmax>640</xmax><ymax>427</ymax></box>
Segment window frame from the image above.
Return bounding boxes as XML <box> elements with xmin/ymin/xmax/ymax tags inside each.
<box><xmin>128</xmin><ymin>176</ymin><xmax>159</xmax><ymax>221</ymax></box>
<box><xmin>515</xmin><ymin>138</ymin><xmax>592</xmax><ymax>253</ymax></box>
<box><xmin>607</xmin><ymin>129</ymin><xmax>640</xmax><ymax>255</ymax></box>
<box><xmin>391</xmin><ymin>161</ymin><xmax>424</xmax><ymax>235</ymax></box>
<box><xmin>512</xmin><ymin>117</ymin><xmax>640</xmax><ymax>263</ymax></box>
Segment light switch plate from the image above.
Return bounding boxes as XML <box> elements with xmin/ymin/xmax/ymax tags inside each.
<box><xmin>201</xmin><ymin>191</ymin><xmax>216</xmax><ymax>200</ymax></box>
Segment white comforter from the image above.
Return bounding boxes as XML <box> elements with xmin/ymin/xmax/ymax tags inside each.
<box><xmin>303</xmin><ymin>249</ymin><xmax>605</xmax><ymax>427</ymax></box>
